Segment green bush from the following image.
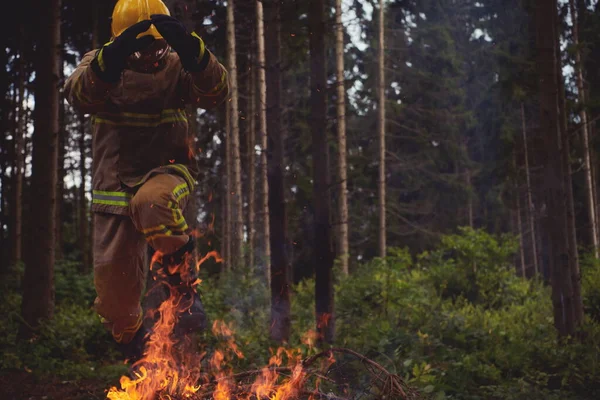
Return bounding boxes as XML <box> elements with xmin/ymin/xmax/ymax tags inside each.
<box><xmin>2</xmin><ymin>228</ymin><xmax>600</xmax><ymax>400</ymax></box>
<box><xmin>418</xmin><ymin>227</ymin><xmax>529</xmax><ymax>309</ymax></box>
<box><xmin>0</xmin><ymin>261</ymin><xmax>125</xmax><ymax>380</ymax></box>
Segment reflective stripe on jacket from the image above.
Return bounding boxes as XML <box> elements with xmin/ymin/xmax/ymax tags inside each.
<box><xmin>64</xmin><ymin>49</ymin><xmax>229</xmax><ymax>215</ymax></box>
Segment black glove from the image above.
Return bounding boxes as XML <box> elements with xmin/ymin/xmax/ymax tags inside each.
<box><xmin>150</xmin><ymin>14</ymin><xmax>210</xmax><ymax>72</ymax></box>
<box><xmin>91</xmin><ymin>20</ymin><xmax>155</xmax><ymax>83</ymax></box>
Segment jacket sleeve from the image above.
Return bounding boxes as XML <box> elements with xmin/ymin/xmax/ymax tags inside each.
<box><xmin>64</xmin><ymin>50</ymin><xmax>113</xmax><ymax>114</ymax></box>
<box><xmin>179</xmin><ymin>50</ymin><xmax>229</xmax><ymax>110</ymax></box>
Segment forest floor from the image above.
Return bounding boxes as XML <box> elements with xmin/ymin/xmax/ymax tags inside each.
<box><xmin>0</xmin><ymin>370</ymin><xmax>112</xmax><ymax>400</ymax></box>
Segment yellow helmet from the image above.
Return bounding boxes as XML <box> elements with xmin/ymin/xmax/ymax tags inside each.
<box><xmin>111</xmin><ymin>0</ymin><xmax>170</xmax><ymax>39</ymax></box>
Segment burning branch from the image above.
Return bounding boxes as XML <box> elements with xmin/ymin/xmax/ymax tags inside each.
<box><xmin>186</xmin><ymin>347</ymin><xmax>421</xmax><ymax>400</ymax></box>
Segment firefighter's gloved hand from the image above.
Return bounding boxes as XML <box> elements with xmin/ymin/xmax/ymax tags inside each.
<box><xmin>150</xmin><ymin>14</ymin><xmax>210</xmax><ymax>72</ymax></box>
<box><xmin>91</xmin><ymin>20</ymin><xmax>155</xmax><ymax>83</ymax></box>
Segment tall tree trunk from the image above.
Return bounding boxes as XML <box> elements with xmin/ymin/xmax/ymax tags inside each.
<box><xmin>310</xmin><ymin>0</ymin><xmax>335</xmax><ymax>344</ymax></box>
<box><xmin>78</xmin><ymin>115</ymin><xmax>89</xmax><ymax>272</ymax></box>
<box><xmin>87</xmin><ymin>0</ymin><xmax>99</xmax><ymax>272</ymax></box>
<box><xmin>226</xmin><ymin>0</ymin><xmax>243</xmax><ymax>269</ymax></box>
<box><xmin>55</xmin><ymin>79</ymin><xmax>65</xmax><ymax>261</ymax></box>
<box><xmin>515</xmin><ymin>179</ymin><xmax>526</xmax><ymax>277</ymax></box>
<box><xmin>377</xmin><ymin>0</ymin><xmax>386</xmax><ymax>258</ymax></box>
<box><xmin>19</xmin><ymin>0</ymin><xmax>61</xmax><ymax>339</ymax></box>
<box><xmin>334</xmin><ymin>0</ymin><xmax>349</xmax><ymax>276</ymax></box>
<box><xmin>464</xmin><ymin>141</ymin><xmax>474</xmax><ymax>229</ymax></box>
<box><xmin>0</xmin><ymin>103</ymin><xmax>8</xmax><ymax>272</ymax></box>
<box><xmin>570</xmin><ymin>0</ymin><xmax>598</xmax><ymax>257</ymax></box>
<box><xmin>467</xmin><ymin>170</ymin><xmax>474</xmax><ymax>228</ymax></box>
<box><xmin>247</xmin><ymin>52</ymin><xmax>256</xmax><ymax>269</ymax></box>
<box><xmin>555</xmin><ymin>4</ymin><xmax>584</xmax><ymax>327</ymax></box>
<box><xmin>11</xmin><ymin>29</ymin><xmax>26</xmax><ymax>266</ymax></box>
<box><xmin>521</xmin><ymin>103</ymin><xmax>539</xmax><ymax>276</ymax></box>
<box><xmin>0</xmin><ymin>19</ymin><xmax>9</xmax><ymax>272</ymax></box>
<box><xmin>257</xmin><ymin>0</ymin><xmax>271</xmax><ymax>282</ymax></box>
<box><xmin>225</xmin><ymin>104</ymin><xmax>232</xmax><ymax>270</ymax></box>
<box><xmin>534</xmin><ymin>0</ymin><xmax>579</xmax><ymax>337</ymax></box>
<box><xmin>264</xmin><ymin>0</ymin><xmax>290</xmax><ymax>343</ymax></box>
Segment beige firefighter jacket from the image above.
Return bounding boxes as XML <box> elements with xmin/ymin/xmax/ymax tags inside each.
<box><xmin>64</xmin><ymin>48</ymin><xmax>228</xmax><ymax>215</ymax></box>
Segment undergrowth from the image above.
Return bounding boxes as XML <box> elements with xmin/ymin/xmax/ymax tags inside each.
<box><xmin>1</xmin><ymin>227</ymin><xmax>600</xmax><ymax>399</ymax></box>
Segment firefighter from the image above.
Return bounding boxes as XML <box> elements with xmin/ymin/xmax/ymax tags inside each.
<box><xmin>63</xmin><ymin>0</ymin><xmax>228</xmax><ymax>363</ymax></box>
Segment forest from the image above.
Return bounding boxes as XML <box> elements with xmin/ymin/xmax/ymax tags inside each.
<box><xmin>2</xmin><ymin>0</ymin><xmax>600</xmax><ymax>399</ymax></box>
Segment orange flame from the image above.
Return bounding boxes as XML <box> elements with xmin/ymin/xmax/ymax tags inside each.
<box><xmin>106</xmin><ymin>248</ymin><xmax>328</xmax><ymax>400</ymax></box>
<box><xmin>107</xmin><ymin>289</ymin><xmax>202</xmax><ymax>400</ymax></box>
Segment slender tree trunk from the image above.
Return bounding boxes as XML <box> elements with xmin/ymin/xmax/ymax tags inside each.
<box><xmin>521</xmin><ymin>103</ymin><xmax>539</xmax><ymax>276</ymax></box>
<box><xmin>55</xmin><ymin>79</ymin><xmax>65</xmax><ymax>261</ymax></box>
<box><xmin>0</xmin><ymin>25</ymin><xmax>9</xmax><ymax>272</ymax></box>
<box><xmin>78</xmin><ymin>115</ymin><xmax>89</xmax><ymax>272</ymax></box>
<box><xmin>247</xmin><ymin>52</ymin><xmax>256</xmax><ymax>269</ymax></box>
<box><xmin>334</xmin><ymin>0</ymin><xmax>349</xmax><ymax>276</ymax></box>
<box><xmin>264</xmin><ymin>0</ymin><xmax>290</xmax><ymax>343</ymax></box>
<box><xmin>0</xmin><ymin>100</ymin><xmax>8</xmax><ymax>273</ymax></box>
<box><xmin>310</xmin><ymin>0</ymin><xmax>335</xmax><ymax>344</ymax></box>
<box><xmin>464</xmin><ymin>142</ymin><xmax>474</xmax><ymax>228</ymax></box>
<box><xmin>516</xmin><ymin>183</ymin><xmax>526</xmax><ymax>277</ymax></box>
<box><xmin>257</xmin><ymin>0</ymin><xmax>271</xmax><ymax>283</ymax></box>
<box><xmin>554</xmin><ymin>4</ymin><xmax>584</xmax><ymax>328</ymax></box>
<box><xmin>377</xmin><ymin>0</ymin><xmax>386</xmax><ymax>258</ymax></box>
<box><xmin>226</xmin><ymin>0</ymin><xmax>243</xmax><ymax>269</ymax></box>
<box><xmin>19</xmin><ymin>0</ymin><xmax>61</xmax><ymax>339</ymax></box>
<box><xmin>90</xmin><ymin>0</ymin><xmax>99</xmax><ymax>267</ymax></box>
<box><xmin>225</xmin><ymin>104</ymin><xmax>232</xmax><ymax>270</ymax></box>
<box><xmin>576</xmin><ymin>0</ymin><xmax>598</xmax><ymax>246</ymax></box>
<box><xmin>534</xmin><ymin>0</ymin><xmax>579</xmax><ymax>337</ymax></box>
<box><xmin>228</xmin><ymin>1</ymin><xmax>243</xmax><ymax>269</ymax></box>
<box><xmin>467</xmin><ymin>175</ymin><xmax>474</xmax><ymax>228</ymax></box>
<box><xmin>570</xmin><ymin>0</ymin><xmax>598</xmax><ymax>257</ymax></box>
<box><xmin>11</xmin><ymin>30</ymin><xmax>26</xmax><ymax>266</ymax></box>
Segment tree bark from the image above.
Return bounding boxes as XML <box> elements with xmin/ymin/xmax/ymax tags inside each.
<box><xmin>310</xmin><ymin>0</ymin><xmax>336</xmax><ymax>344</ymax></box>
<box><xmin>377</xmin><ymin>0</ymin><xmax>386</xmax><ymax>258</ymax></box>
<box><xmin>570</xmin><ymin>0</ymin><xmax>598</xmax><ymax>257</ymax></box>
<box><xmin>257</xmin><ymin>0</ymin><xmax>271</xmax><ymax>282</ymax></box>
<box><xmin>11</xmin><ymin>28</ymin><xmax>26</xmax><ymax>266</ymax></box>
<box><xmin>19</xmin><ymin>0</ymin><xmax>61</xmax><ymax>339</ymax></box>
<box><xmin>78</xmin><ymin>115</ymin><xmax>89</xmax><ymax>272</ymax></box>
<box><xmin>516</xmin><ymin>182</ymin><xmax>526</xmax><ymax>277</ymax></box>
<box><xmin>247</xmin><ymin>51</ymin><xmax>256</xmax><ymax>269</ymax></box>
<box><xmin>225</xmin><ymin>104</ymin><xmax>232</xmax><ymax>270</ymax></box>
<box><xmin>555</xmin><ymin>4</ymin><xmax>584</xmax><ymax>328</ymax></box>
<box><xmin>534</xmin><ymin>0</ymin><xmax>579</xmax><ymax>337</ymax></box>
<box><xmin>521</xmin><ymin>103</ymin><xmax>539</xmax><ymax>276</ymax></box>
<box><xmin>264</xmin><ymin>0</ymin><xmax>290</xmax><ymax>343</ymax></box>
<box><xmin>226</xmin><ymin>0</ymin><xmax>244</xmax><ymax>270</ymax></box>
<box><xmin>335</xmin><ymin>0</ymin><xmax>349</xmax><ymax>276</ymax></box>
<box><xmin>55</xmin><ymin>75</ymin><xmax>65</xmax><ymax>262</ymax></box>
<box><xmin>89</xmin><ymin>0</ymin><xmax>98</xmax><ymax>268</ymax></box>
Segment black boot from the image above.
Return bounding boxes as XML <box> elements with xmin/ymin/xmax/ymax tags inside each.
<box><xmin>117</xmin><ymin>324</ymin><xmax>149</xmax><ymax>365</ymax></box>
<box><xmin>152</xmin><ymin>238</ymin><xmax>207</xmax><ymax>338</ymax></box>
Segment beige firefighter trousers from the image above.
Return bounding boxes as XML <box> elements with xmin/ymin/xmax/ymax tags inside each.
<box><xmin>93</xmin><ymin>173</ymin><xmax>191</xmax><ymax>344</ymax></box>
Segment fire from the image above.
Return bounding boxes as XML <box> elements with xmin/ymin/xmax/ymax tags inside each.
<box><xmin>106</xmin><ymin>249</ymin><xmax>324</xmax><ymax>400</ymax></box>
<box><xmin>251</xmin><ymin>347</ymin><xmax>308</xmax><ymax>400</ymax></box>
<box><xmin>107</xmin><ymin>288</ymin><xmax>203</xmax><ymax>400</ymax></box>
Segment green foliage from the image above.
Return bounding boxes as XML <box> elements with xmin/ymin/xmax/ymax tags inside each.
<box><xmin>0</xmin><ymin>262</ymin><xmax>125</xmax><ymax>381</ymax></box>
<box><xmin>54</xmin><ymin>260</ymin><xmax>96</xmax><ymax>306</ymax></box>
<box><xmin>3</xmin><ymin>229</ymin><xmax>600</xmax><ymax>400</ymax></box>
<box><xmin>418</xmin><ymin>227</ymin><xmax>529</xmax><ymax>309</ymax></box>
